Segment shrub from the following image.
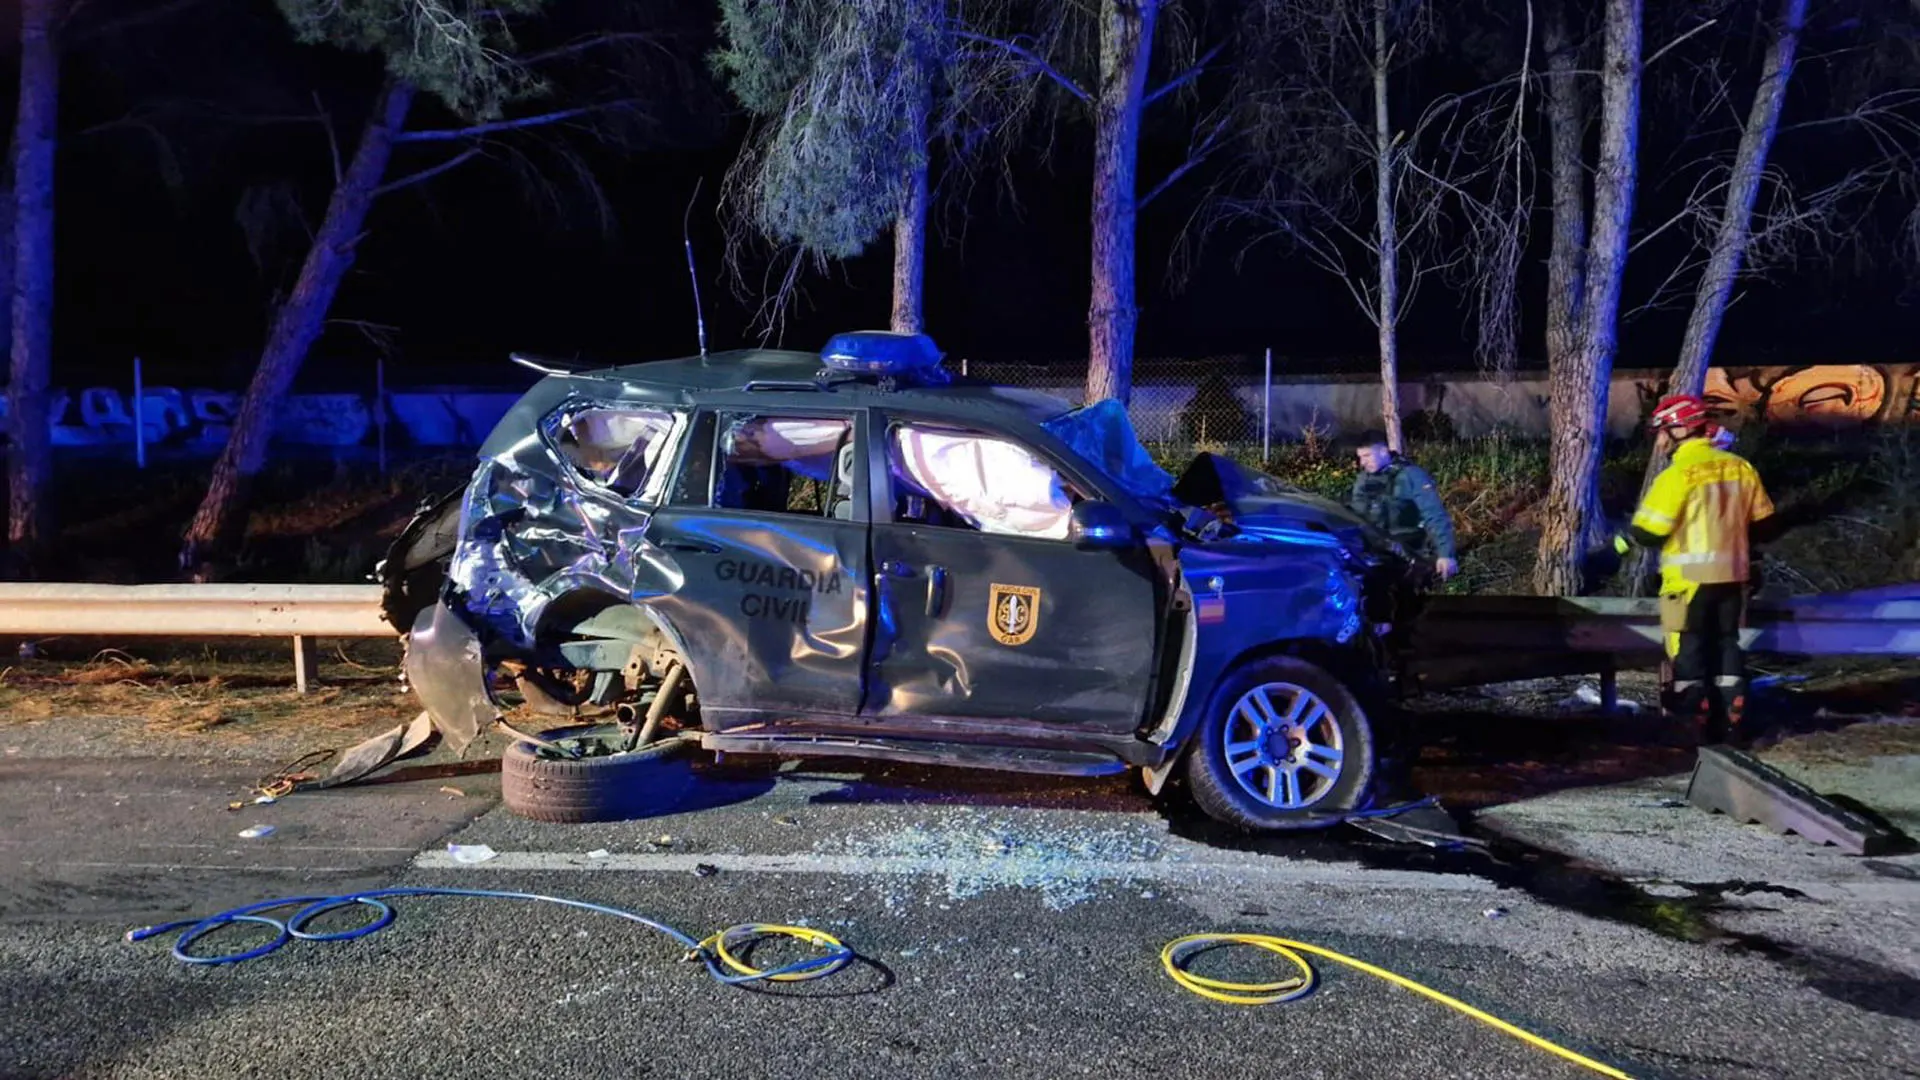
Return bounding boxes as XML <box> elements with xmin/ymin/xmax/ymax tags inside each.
<box><xmin>1178</xmin><ymin>373</ymin><xmax>1257</xmax><ymax>446</ymax></box>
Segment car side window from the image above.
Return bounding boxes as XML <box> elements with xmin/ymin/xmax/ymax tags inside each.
<box><xmin>887</xmin><ymin>422</ymin><xmax>1082</xmax><ymax>541</ymax></box>
<box><xmin>715</xmin><ymin>413</ymin><xmax>856</xmax><ymax>518</ymax></box>
<box><xmin>550</xmin><ymin>406</ymin><xmax>683</xmax><ymax>499</ymax></box>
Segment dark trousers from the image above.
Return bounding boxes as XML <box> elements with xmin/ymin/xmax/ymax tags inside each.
<box><xmin>1665</xmin><ymin>582</ymin><xmax>1749</xmax><ymax>738</ymax></box>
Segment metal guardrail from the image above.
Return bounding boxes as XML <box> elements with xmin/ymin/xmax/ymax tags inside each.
<box><xmin>0</xmin><ymin>582</ymin><xmax>1912</xmax><ymax>698</ymax></box>
<box><xmin>0</xmin><ymin>583</ymin><xmax>389</xmax><ymax>637</ymax></box>
<box><xmin>1408</xmin><ymin>588</ymin><xmax>1920</xmax><ymax>691</ymax></box>
<box><xmin>0</xmin><ymin>583</ymin><xmax>391</xmax><ymax>693</ymax></box>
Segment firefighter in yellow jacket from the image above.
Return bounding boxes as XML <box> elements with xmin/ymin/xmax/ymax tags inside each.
<box><xmin>1614</xmin><ymin>394</ymin><xmax>1777</xmax><ymax>743</ymax></box>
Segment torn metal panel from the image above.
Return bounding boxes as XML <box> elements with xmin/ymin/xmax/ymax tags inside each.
<box><xmin>318</xmin><ymin>724</ymin><xmax>405</xmax><ymax>788</ymax></box>
<box><xmin>314</xmin><ymin>712</ymin><xmax>438</xmax><ymax>789</ymax></box>
<box><xmin>448</xmin><ymin>401</ymin><xmax>686</xmax><ymax>648</ymax></box>
<box><xmin>378</xmin><ymin>487</ymin><xmax>466</xmax><ymax>634</ymax></box>
<box><xmin>405</xmin><ymin>601</ymin><xmax>499</xmax><ymax>757</ymax></box>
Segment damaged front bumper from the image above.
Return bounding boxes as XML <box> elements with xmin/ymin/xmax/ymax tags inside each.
<box><xmin>404</xmin><ymin>599</ymin><xmax>499</xmax><ymax>757</ymax></box>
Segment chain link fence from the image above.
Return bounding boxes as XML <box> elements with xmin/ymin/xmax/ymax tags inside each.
<box><xmin>958</xmin><ymin>354</ymin><xmax>1581</xmax><ymax>463</ymax></box>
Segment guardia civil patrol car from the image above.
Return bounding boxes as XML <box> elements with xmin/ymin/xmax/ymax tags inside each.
<box><xmin>380</xmin><ymin>331</ymin><xmax>1421</xmax><ymax>831</ymax></box>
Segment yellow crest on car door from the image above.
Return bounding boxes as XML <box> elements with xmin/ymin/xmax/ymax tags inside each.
<box><xmin>988</xmin><ymin>584</ymin><xmax>1041</xmax><ymax>646</ymax></box>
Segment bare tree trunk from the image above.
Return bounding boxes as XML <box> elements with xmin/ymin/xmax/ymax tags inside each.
<box><xmin>7</xmin><ymin>0</ymin><xmax>60</xmax><ymax>574</ymax></box>
<box><xmin>1623</xmin><ymin>0</ymin><xmax>1805</xmax><ymax>593</ymax></box>
<box><xmin>1668</xmin><ymin>0</ymin><xmax>1805</xmax><ymax>399</ymax></box>
<box><xmin>178</xmin><ymin>78</ymin><xmax>415</xmax><ymax>575</ymax></box>
<box><xmin>890</xmin><ymin>87</ymin><xmax>931</xmax><ymax>334</ymax></box>
<box><xmin>1541</xmin><ymin>0</ymin><xmax>1607</xmax><ymax>564</ymax></box>
<box><xmin>1371</xmin><ymin>0</ymin><xmax>1404</xmax><ymax>452</ymax></box>
<box><xmin>1542</xmin><ymin>0</ymin><xmax>1586</xmax><ymax>371</ymax></box>
<box><xmin>1534</xmin><ymin>0</ymin><xmax>1641</xmax><ymax>597</ymax></box>
<box><xmin>0</xmin><ymin>134</ymin><xmax>19</xmax><ymax>460</ymax></box>
<box><xmin>0</xmin><ymin>132</ymin><xmax>15</xmax><ymax>397</ymax></box>
<box><xmin>1085</xmin><ymin>0</ymin><xmax>1159</xmax><ymax>407</ymax></box>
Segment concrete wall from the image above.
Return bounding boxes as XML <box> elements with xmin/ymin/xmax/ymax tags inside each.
<box><xmin>0</xmin><ymin>387</ymin><xmax>524</xmax><ymax>451</ymax></box>
<box><xmin>1009</xmin><ymin>363</ymin><xmax>1920</xmax><ymax>442</ymax></box>
<box><xmin>2</xmin><ymin>363</ymin><xmax>1914</xmax><ymax>454</ymax></box>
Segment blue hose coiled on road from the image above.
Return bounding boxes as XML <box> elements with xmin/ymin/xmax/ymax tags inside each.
<box><xmin>126</xmin><ymin>887</ymin><xmax>854</xmax><ymax>986</ymax></box>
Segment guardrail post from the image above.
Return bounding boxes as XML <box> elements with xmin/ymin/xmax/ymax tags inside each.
<box><xmin>293</xmin><ymin>635</ymin><xmax>319</xmax><ymax>695</ymax></box>
<box><xmin>1599</xmin><ymin>664</ymin><xmax>1617</xmax><ymax>712</ymax></box>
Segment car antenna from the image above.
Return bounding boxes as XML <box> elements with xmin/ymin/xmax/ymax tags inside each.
<box><xmin>683</xmin><ymin>177</ymin><xmax>710</xmax><ymax>361</ymax></box>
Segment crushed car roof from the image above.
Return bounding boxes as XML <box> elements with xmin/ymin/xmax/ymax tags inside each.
<box><xmin>517</xmin><ymin>348</ymin><xmax>1077</xmax><ymax>425</ymax></box>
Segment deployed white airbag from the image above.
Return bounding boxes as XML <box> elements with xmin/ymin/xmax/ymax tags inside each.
<box><xmin>891</xmin><ymin>425</ymin><xmax>1073</xmax><ymax>540</ymax></box>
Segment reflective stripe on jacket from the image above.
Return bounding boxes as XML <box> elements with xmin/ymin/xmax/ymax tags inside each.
<box><xmin>1631</xmin><ymin>439</ymin><xmax>1775</xmax><ymax>592</ymax></box>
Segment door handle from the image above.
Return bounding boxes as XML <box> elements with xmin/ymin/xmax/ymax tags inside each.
<box><xmin>880</xmin><ymin>559</ymin><xmax>915</xmax><ymax>579</ymax></box>
<box><xmin>659</xmin><ymin>539</ymin><xmax>722</xmax><ymax>554</ymax></box>
<box><xmin>926</xmin><ymin>565</ymin><xmax>948</xmax><ymax>617</ymax></box>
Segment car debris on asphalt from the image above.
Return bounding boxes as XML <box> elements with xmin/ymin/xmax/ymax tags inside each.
<box><xmin>446</xmin><ymin>843</ymin><xmax>498</xmax><ymax>864</ymax></box>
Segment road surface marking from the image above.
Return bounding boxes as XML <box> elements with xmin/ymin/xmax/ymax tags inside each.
<box><xmin>408</xmin><ymin>849</ymin><xmax>1506</xmax><ymax>891</ymax></box>
<box><xmin>0</xmin><ymin>839</ymin><xmax>420</xmax><ymax>853</ymax></box>
<box><xmin>26</xmin><ymin>861</ymin><xmax>381</xmax><ymax>873</ymax></box>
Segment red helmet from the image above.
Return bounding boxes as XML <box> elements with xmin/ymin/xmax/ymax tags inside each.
<box><xmin>1652</xmin><ymin>394</ymin><xmax>1708</xmax><ymax>431</ymax></box>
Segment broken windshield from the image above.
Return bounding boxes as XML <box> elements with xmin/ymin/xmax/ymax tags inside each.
<box><xmin>1040</xmin><ymin>399</ymin><xmax>1177</xmax><ymax>510</ymax></box>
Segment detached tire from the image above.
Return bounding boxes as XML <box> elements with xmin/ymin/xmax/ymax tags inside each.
<box><xmin>1184</xmin><ymin>655</ymin><xmax>1376</xmax><ymax>831</ymax></box>
<box><xmin>502</xmin><ymin>725</ymin><xmax>696</xmax><ymax>824</ymax></box>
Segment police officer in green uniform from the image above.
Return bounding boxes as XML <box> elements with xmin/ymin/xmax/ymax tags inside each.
<box><xmin>1347</xmin><ymin>430</ymin><xmax>1458</xmax><ymax>582</ymax></box>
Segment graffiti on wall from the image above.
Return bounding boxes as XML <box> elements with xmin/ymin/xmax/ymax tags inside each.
<box><xmin>1632</xmin><ymin>364</ymin><xmax>1920</xmax><ymax>429</ymax></box>
<box><xmin>0</xmin><ymin>386</ymin><xmax>523</xmax><ymax>449</ymax></box>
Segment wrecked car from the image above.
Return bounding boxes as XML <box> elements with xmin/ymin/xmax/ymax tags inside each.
<box><xmin>380</xmin><ymin>331</ymin><xmax>1423</xmax><ymax>830</ymax></box>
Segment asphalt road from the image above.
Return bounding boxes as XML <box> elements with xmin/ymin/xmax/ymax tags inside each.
<box><xmin>2</xmin><ymin>745</ymin><xmax>1917</xmax><ymax>1080</ymax></box>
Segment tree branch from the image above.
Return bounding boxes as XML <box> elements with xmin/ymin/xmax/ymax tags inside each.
<box><xmin>1140</xmin><ymin>112</ymin><xmax>1232</xmax><ymax>210</ymax></box>
<box><xmin>1145</xmin><ymin>42</ymin><xmax>1224</xmax><ymax>109</ymax></box>
<box><xmin>520</xmin><ymin>31</ymin><xmax>671</xmax><ymax>66</ymax></box>
<box><xmin>1646</xmin><ymin>18</ymin><xmax>1720</xmax><ymax>70</ymax></box>
<box><xmin>314</xmin><ymin>92</ymin><xmax>342</xmax><ymax>186</ymax></box>
<box><xmin>1779</xmin><ymin>89</ymin><xmax>1920</xmax><ymax>136</ymax></box>
<box><xmin>953</xmin><ymin>31</ymin><xmax>1089</xmax><ymax>104</ymax></box>
<box><xmin>394</xmin><ymin>103</ymin><xmax>616</xmax><ymax>142</ymax></box>
<box><xmin>71</xmin><ymin>0</ymin><xmax>216</xmax><ymax>43</ymax></box>
<box><xmin>1629</xmin><ymin>203</ymin><xmax>1706</xmax><ymax>254</ymax></box>
<box><xmin>375</xmin><ymin>147</ymin><xmax>483</xmax><ymax>197</ymax></box>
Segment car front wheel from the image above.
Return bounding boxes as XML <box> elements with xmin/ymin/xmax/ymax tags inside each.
<box><xmin>1184</xmin><ymin>655</ymin><xmax>1376</xmax><ymax>831</ymax></box>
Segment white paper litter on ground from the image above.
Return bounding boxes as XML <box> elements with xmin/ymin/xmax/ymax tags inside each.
<box><xmin>237</xmin><ymin>824</ymin><xmax>276</xmax><ymax>839</ymax></box>
<box><xmin>447</xmin><ymin>844</ymin><xmax>498</xmax><ymax>864</ymax></box>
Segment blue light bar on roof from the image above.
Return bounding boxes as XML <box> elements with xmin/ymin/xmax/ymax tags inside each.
<box><xmin>819</xmin><ymin>331</ymin><xmax>944</xmax><ymax>377</ymax></box>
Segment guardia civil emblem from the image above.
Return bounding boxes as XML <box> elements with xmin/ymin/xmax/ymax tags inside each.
<box><xmin>988</xmin><ymin>583</ymin><xmax>1041</xmax><ymax>646</ymax></box>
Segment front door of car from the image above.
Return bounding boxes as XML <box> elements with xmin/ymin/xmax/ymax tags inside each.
<box><xmin>861</xmin><ymin>413</ymin><xmax>1164</xmax><ymax>733</ymax></box>
<box><xmin>641</xmin><ymin>406</ymin><xmax>870</xmax><ymax>729</ymax></box>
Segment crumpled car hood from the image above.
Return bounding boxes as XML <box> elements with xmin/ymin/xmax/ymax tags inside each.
<box><xmin>1171</xmin><ymin>452</ymin><xmax>1408</xmax><ymax>562</ymax></box>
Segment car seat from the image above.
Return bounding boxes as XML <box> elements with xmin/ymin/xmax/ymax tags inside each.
<box><xmin>828</xmin><ymin>442</ymin><xmax>856</xmax><ymax>519</ymax></box>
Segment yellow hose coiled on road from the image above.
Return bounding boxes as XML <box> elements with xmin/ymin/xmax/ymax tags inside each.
<box><xmin>701</xmin><ymin>923</ymin><xmax>852</xmax><ymax>983</ymax></box>
<box><xmin>1162</xmin><ymin>933</ymin><xmax>1636</xmax><ymax>1080</ymax></box>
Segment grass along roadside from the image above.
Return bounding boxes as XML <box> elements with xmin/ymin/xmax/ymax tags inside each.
<box><xmin>0</xmin><ymin>640</ymin><xmax>414</xmax><ymax>743</ymax></box>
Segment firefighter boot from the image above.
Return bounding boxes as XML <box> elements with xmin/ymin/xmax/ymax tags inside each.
<box><xmin>1713</xmin><ymin>676</ymin><xmax>1751</xmax><ymax>748</ymax></box>
<box><xmin>1666</xmin><ymin>680</ymin><xmax>1711</xmax><ymax>747</ymax></box>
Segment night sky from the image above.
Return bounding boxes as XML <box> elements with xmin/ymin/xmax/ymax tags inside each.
<box><xmin>22</xmin><ymin>0</ymin><xmax>1920</xmax><ymax>392</ymax></box>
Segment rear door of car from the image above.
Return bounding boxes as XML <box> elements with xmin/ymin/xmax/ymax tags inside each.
<box><xmin>860</xmin><ymin>409</ymin><xmax>1164</xmax><ymax>734</ymax></box>
<box><xmin>641</xmin><ymin>404</ymin><xmax>871</xmax><ymax>729</ymax></box>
